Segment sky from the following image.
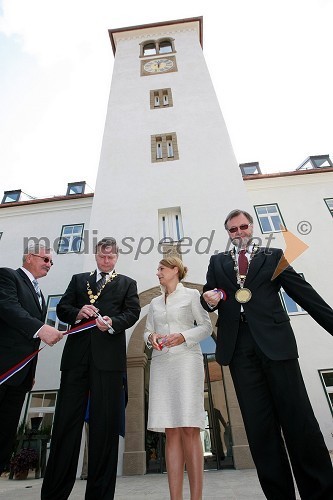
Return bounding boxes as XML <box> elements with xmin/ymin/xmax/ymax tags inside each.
<box><xmin>0</xmin><ymin>0</ymin><xmax>332</xmax><ymax>199</ymax></box>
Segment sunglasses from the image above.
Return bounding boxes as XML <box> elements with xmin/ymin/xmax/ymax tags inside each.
<box><xmin>31</xmin><ymin>254</ymin><xmax>54</xmax><ymax>266</ymax></box>
<box><xmin>227</xmin><ymin>224</ymin><xmax>252</xmax><ymax>234</ymax></box>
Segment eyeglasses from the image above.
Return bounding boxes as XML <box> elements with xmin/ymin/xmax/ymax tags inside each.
<box><xmin>227</xmin><ymin>224</ymin><xmax>252</xmax><ymax>233</ymax></box>
<box><xmin>31</xmin><ymin>254</ymin><xmax>54</xmax><ymax>266</ymax></box>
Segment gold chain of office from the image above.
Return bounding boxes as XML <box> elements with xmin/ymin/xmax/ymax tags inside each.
<box><xmin>86</xmin><ymin>271</ymin><xmax>117</xmax><ymax>304</ymax></box>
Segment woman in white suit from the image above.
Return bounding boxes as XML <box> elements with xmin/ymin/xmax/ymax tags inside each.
<box><xmin>144</xmin><ymin>256</ymin><xmax>212</xmax><ymax>500</ymax></box>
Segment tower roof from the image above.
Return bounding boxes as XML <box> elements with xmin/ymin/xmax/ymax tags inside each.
<box><xmin>109</xmin><ymin>16</ymin><xmax>203</xmax><ymax>55</ymax></box>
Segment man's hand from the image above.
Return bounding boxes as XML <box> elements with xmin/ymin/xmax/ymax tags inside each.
<box><xmin>203</xmin><ymin>289</ymin><xmax>224</xmax><ymax>307</ymax></box>
<box><xmin>95</xmin><ymin>315</ymin><xmax>112</xmax><ymax>332</ymax></box>
<box><xmin>38</xmin><ymin>324</ymin><xmax>63</xmax><ymax>346</ymax></box>
<box><xmin>76</xmin><ymin>304</ymin><xmax>99</xmax><ymax>321</ymax></box>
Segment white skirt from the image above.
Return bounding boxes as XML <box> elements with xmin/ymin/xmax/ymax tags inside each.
<box><xmin>147</xmin><ymin>347</ymin><xmax>205</xmax><ymax>433</ymax></box>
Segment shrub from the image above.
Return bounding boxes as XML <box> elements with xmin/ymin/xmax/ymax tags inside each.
<box><xmin>10</xmin><ymin>448</ymin><xmax>38</xmax><ymax>474</ymax></box>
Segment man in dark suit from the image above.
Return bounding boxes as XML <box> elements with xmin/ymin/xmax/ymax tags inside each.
<box><xmin>201</xmin><ymin>209</ymin><xmax>333</xmax><ymax>500</ymax></box>
<box><xmin>41</xmin><ymin>238</ymin><xmax>140</xmax><ymax>500</ymax></box>
<box><xmin>0</xmin><ymin>244</ymin><xmax>63</xmax><ymax>474</ymax></box>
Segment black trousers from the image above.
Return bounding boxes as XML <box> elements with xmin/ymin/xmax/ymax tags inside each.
<box><xmin>41</xmin><ymin>358</ymin><xmax>123</xmax><ymax>500</ymax></box>
<box><xmin>0</xmin><ymin>378</ymin><xmax>30</xmax><ymax>474</ymax></box>
<box><xmin>229</xmin><ymin>321</ymin><xmax>333</xmax><ymax>500</ymax></box>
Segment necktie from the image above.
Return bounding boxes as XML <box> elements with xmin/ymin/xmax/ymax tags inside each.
<box><xmin>96</xmin><ymin>272</ymin><xmax>108</xmax><ymax>293</ymax></box>
<box><xmin>32</xmin><ymin>279</ymin><xmax>42</xmax><ymax>305</ymax></box>
<box><xmin>238</xmin><ymin>250</ymin><xmax>248</xmax><ymax>276</ymax></box>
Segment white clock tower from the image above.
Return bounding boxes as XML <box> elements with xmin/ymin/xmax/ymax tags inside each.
<box><xmin>87</xmin><ymin>17</ymin><xmax>253</xmax><ymax>475</ymax></box>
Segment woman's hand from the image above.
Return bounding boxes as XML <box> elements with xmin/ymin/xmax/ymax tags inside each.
<box><xmin>148</xmin><ymin>332</ymin><xmax>166</xmax><ymax>350</ymax></box>
<box><xmin>163</xmin><ymin>333</ymin><xmax>185</xmax><ymax>348</ymax></box>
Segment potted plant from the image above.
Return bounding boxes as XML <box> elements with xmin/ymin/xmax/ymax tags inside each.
<box><xmin>10</xmin><ymin>447</ymin><xmax>38</xmax><ymax>480</ymax></box>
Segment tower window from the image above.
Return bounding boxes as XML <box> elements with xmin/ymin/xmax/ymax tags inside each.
<box><xmin>163</xmin><ymin>90</ymin><xmax>169</xmax><ymax>106</ymax></box>
<box><xmin>150</xmin><ymin>88</ymin><xmax>173</xmax><ymax>109</ymax></box>
<box><xmin>140</xmin><ymin>37</ymin><xmax>175</xmax><ymax>57</ymax></box>
<box><xmin>158</xmin><ymin>207</ymin><xmax>183</xmax><ymax>242</ymax></box>
<box><xmin>166</xmin><ymin>136</ymin><xmax>174</xmax><ymax>158</ymax></box>
<box><xmin>154</xmin><ymin>92</ymin><xmax>160</xmax><ymax>107</ymax></box>
<box><xmin>159</xmin><ymin>40</ymin><xmax>173</xmax><ymax>54</ymax></box>
<box><xmin>151</xmin><ymin>133</ymin><xmax>179</xmax><ymax>163</ymax></box>
<box><xmin>143</xmin><ymin>42</ymin><xmax>157</xmax><ymax>56</ymax></box>
<box><xmin>156</xmin><ymin>139</ymin><xmax>163</xmax><ymax>160</ymax></box>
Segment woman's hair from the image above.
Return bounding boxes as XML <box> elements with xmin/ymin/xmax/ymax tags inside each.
<box><xmin>159</xmin><ymin>256</ymin><xmax>188</xmax><ymax>281</ymax></box>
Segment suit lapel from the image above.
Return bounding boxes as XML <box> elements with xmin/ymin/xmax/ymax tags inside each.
<box><xmin>98</xmin><ymin>272</ymin><xmax>119</xmax><ymax>298</ymax></box>
<box><xmin>221</xmin><ymin>253</ymin><xmax>238</xmax><ymax>286</ymax></box>
<box><xmin>245</xmin><ymin>248</ymin><xmax>266</xmax><ymax>285</ymax></box>
<box><xmin>17</xmin><ymin>268</ymin><xmax>42</xmax><ymax>311</ymax></box>
<box><xmin>88</xmin><ymin>271</ymin><xmax>97</xmax><ymax>294</ymax></box>
<box><xmin>41</xmin><ymin>292</ymin><xmax>47</xmax><ymax>315</ymax></box>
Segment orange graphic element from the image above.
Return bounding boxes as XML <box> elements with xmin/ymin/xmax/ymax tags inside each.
<box><xmin>271</xmin><ymin>226</ymin><xmax>309</xmax><ymax>280</ymax></box>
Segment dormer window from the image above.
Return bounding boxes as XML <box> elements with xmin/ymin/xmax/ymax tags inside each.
<box><xmin>297</xmin><ymin>155</ymin><xmax>333</xmax><ymax>171</ymax></box>
<box><xmin>1</xmin><ymin>190</ymin><xmax>21</xmax><ymax>203</ymax></box>
<box><xmin>66</xmin><ymin>182</ymin><xmax>86</xmax><ymax>195</ymax></box>
<box><xmin>239</xmin><ymin>162</ymin><xmax>261</xmax><ymax>176</ymax></box>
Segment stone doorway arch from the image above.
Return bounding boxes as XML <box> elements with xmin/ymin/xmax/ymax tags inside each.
<box><xmin>122</xmin><ymin>283</ymin><xmax>253</xmax><ymax>475</ymax></box>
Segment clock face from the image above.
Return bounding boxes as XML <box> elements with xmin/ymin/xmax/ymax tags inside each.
<box><xmin>143</xmin><ymin>58</ymin><xmax>175</xmax><ymax>74</ymax></box>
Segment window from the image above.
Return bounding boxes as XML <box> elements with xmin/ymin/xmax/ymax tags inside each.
<box><xmin>46</xmin><ymin>295</ymin><xmax>68</xmax><ymax>331</ymax></box>
<box><xmin>151</xmin><ymin>133</ymin><xmax>179</xmax><ymax>163</ymax></box>
<box><xmin>150</xmin><ymin>88</ymin><xmax>173</xmax><ymax>109</ymax></box>
<box><xmin>1</xmin><ymin>190</ymin><xmax>21</xmax><ymax>203</ymax></box>
<box><xmin>280</xmin><ymin>273</ymin><xmax>306</xmax><ymax>315</ymax></box>
<box><xmin>239</xmin><ymin>162</ymin><xmax>261</xmax><ymax>176</ymax></box>
<box><xmin>166</xmin><ymin>136</ymin><xmax>174</xmax><ymax>158</ymax></box>
<box><xmin>58</xmin><ymin>224</ymin><xmax>84</xmax><ymax>254</ymax></box>
<box><xmin>254</xmin><ymin>204</ymin><xmax>285</xmax><ymax>233</ymax></box>
<box><xmin>66</xmin><ymin>182</ymin><xmax>86</xmax><ymax>195</ymax></box>
<box><xmin>25</xmin><ymin>391</ymin><xmax>58</xmax><ymax>432</ymax></box>
<box><xmin>140</xmin><ymin>38</ymin><xmax>175</xmax><ymax>57</ymax></box>
<box><xmin>159</xmin><ymin>40</ymin><xmax>173</xmax><ymax>54</ymax></box>
<box><xmin>297</xmin><ymin>155</ymin><xmax>333</xmax><ymax>171</ymax></box>
<box><xmin>158</xmin><ymin>207</ymin><xmax>183</xmax><ymax>242</ymax></box>
<box><xmin>318</xmin><ymin>370</ymin><xmax>333</xmax><ymax>416</ymax></box>
<box><xmin>324</xmin><ymin>198</ymin><xmax>333</xmax><ymax>217</ymax></box>
<box><xmin>156</xmin><ymin>138</ymin><xmax>163</xmax><ymax>160</ymax></box>
<box><xmin>280</xmin><ymin>294</ymin><xmax>306</xmax><ymax>316</ymax></box>
<box><xmin>280</xmin><ymin>291</ymin><xmax>306</xmax><ymax>314</ymax></box>
<box><xmin>143</xmin><ymin>42</ymin><xmax>156</xmax><ymax>56</ymax></box>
